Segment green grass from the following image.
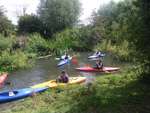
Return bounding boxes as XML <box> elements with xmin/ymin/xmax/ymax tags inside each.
<box><xmin>1</xmin><ymin>68</ymin><xmax>150</xmax><ymax>113</ymax></box>
<box><xmin>95</xmin><ymin>39</ymin><xmax>132</xmax><ymax>61</ymax></box>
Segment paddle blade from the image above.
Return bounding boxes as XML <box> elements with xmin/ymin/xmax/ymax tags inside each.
<box><xmin>71</xmin><ymin>56</ymin><xmax>78</xmax><ymax>65</ymax></box>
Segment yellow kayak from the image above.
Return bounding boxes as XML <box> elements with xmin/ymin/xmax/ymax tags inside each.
<box><xmin>31</xmin><ymin>77</ymin><xmax>86</xmax><ymax>89</ymax></box>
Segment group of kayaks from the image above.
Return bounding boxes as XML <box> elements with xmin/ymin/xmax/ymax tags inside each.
<box><xmin>0</xmin><ymin>52</ymin><xmax>120</xmax><ymax>104</ymax></box>
<box><xmin>57</xmin><ymin>52</ymin><xmax>120</xmax><ymax>73</ymax></box>
<box><xmin>0</xmin><ymin>74</ymin><xmax>86</xmax><ymax>103</ymax></box>
<box><xmin>0</xmin><ymin>72</ymin><xmax>48</xmax><ymax>103</ymax></box>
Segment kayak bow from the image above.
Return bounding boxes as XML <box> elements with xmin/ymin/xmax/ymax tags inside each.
<box><xmin>0</xmin><ymin>87</ymin><xmax>48</xmax><ymax>103</ymax></box>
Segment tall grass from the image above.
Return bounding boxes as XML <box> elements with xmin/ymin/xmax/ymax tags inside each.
<box><xmin>95</xmin><ymin>39</ymin><xmax>131</xmax><ymax>61</ymax></box>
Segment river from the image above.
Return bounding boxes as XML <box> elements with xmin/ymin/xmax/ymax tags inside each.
<box><xmin>0</xmin><ymin>52</ymin><xmax>127</xmax><ymax>108</ymax></box>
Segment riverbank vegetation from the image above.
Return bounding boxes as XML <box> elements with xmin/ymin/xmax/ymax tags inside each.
<box><xmin>0</xmin><ymin>0</ymin><xmax>149</xmax><ymax>71</ymax></box>
<box><xmin>0</xmin><ymin>0</ymin><xmax>150</xmax><ymax>112</ymax></box>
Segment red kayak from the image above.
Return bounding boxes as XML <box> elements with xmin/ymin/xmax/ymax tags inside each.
<box><xmin>76</xmin><ymin>66</ymin><xmax>120</xmax><ymax>72</ymax></box>
<box><xmin>0</xmin><ymin>73</ymin><xmax>8</xmax><ymax>86</ymax></box>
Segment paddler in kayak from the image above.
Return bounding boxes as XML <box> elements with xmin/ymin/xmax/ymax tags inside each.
<box><xmin>60</xmin><ymin>53</ymin><xmax>69</xmax><ymax>60</ymax></box>
<box><xmin>95</xmin><ymin>59</ymin><xmax>103</xmax><ymax>69</ymax></box>
<box><xmin>57</xmin><ymin>70</ymin><xmax>69</xmax><ymax>83</ymax></box>
<box><xmin>95</xmin><ymin>51</ymin><xmax>101</xmax><ymax>55</ymax></box>
<box><xmin>64</xmin><ymin>53</ymin><xmax>69</xmax><ymax>59</ymax></box>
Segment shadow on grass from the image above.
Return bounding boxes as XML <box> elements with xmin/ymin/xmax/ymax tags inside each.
<box><xmin>65</xmin><ymin>78</ymin><xmax>150</xmax><ymax>113</ymax></box>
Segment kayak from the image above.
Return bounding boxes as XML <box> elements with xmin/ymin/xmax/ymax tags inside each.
<box><xmin>31</xmin><ymin>77</ymin><xmax>86</xmax><ymax>89</ymax></box>
<box><xmin>57</xmin><ymin>57</ymin><xmax>72</xmax><ymax>67</ymax></box>
<box><xmin>0</xmin><ymin>73</ymin><xmax>8</xmax><ymax>85</ymax></box>
<box><xmin>0</xmin><ymin>87</ymin><xmax>47</xmax><ymax>103</ymax></box>
<box><xmin>88</xmin><ymin>53</ymin><xmax>105</xmax><ymax>59</ymax></box>
<box><xmin>76</xmin><ymin>66</ymin><xmax>120</xmax><ymax>72</ymax></box>
<box><xmin>55</xmin><ymin>56</ymin><xmax>72</xmax><ymax>60</ymax></box>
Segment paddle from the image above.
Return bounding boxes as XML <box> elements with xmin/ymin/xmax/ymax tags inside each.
<box><xmin>85</xmin><ymin>64</ymin><xmax>92</xmax><ymax>67</ymax></box>
<box><xmin>71</xmin><ymin>55</ymin><xmax>79</xmax><ymax>65</ymax></box>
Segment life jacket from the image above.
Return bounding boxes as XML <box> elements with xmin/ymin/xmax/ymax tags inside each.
<box><xmin>61</xmin><ymin>74</ymin><xmax>69</xmax><ymax>83</ymax></box>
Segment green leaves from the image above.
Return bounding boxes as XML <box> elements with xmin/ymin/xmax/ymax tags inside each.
<box><xmin>18</xmin><ymin>15</ymin><xmax>43</xmax><ymax>35</ymax></box>
<box><xmin>0</xmin><ymin>6</ymin><xmax>14</xmax><ymax>36</ymax></box>
<box><xmin>38</xmin><ymin>0</ymin><xmax>81</xmax><ymax>37</ymax></box>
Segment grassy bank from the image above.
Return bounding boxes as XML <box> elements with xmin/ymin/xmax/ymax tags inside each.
<box><xmin>1</xmin><ymin>67</ymin><xmax>150</xmax><ymax>113</ymax></box>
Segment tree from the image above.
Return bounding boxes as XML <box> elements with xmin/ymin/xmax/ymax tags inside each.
<box><xmin>128</xmin><ymin>0</ymin><xmax>150</xmax><ymax>80</ymax></box>
<box><xmin>92</xmin><ymin>0</ymin><xmax>150</xmax><ymax>77</ymax></box>
<box><xmin>18</xmin><ymin>14</ymin><xmax>43</xmax><ymax>35</ymax></box>
<box><xmin>38</xmin><ymin>0</ymin><xmax>81</xmax><ymax>37</ymax></box>
<box><xmin>0</xmin><ymin>6</ymin><xmax>14</xmax><ymax>36</ymax></box>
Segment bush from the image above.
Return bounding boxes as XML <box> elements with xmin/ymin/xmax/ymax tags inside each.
<box><xmin>95</xmin><ymin>39</ymin><xmax>131</xmax><ymax>61</ymax></box>
<box><xmin>49</xmin><ymin>26</ymin><xmax>101</xmax><ymax>54</ymax></box>
<box><xmin>0</xmin><ymin>34</ymin><xmax>16</xmax><ymax>51</ymax></box>
<box><xmin>25</xmin><ymin>33</ymin><xmax>51</xmax><ymax>56</ymax></box>
<box><xmin>0</xmin><ymin>50</ymin><xmax>32</xmax><ymax>72</ymax></box>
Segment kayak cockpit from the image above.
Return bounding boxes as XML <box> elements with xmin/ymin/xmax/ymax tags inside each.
<box><xmin>0</xmin><ymin>91</ymin><xmax>18</xmax><ymax>96</ymax></box>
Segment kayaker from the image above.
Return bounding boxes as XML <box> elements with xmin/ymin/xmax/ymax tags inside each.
<box><xmin>57</xmin><ymin>71</ymin><xmax>69</xmax><ymax>83</ymax></box>
<box><xmin>95</xmin><ymin>59</ymin><xmax>103</xmax><ymax>69</ymax></box>
<box><xmin>95</xmin><ymin>51</ymin><xmax>101</xmax><ymax>56</ymax></box>
<box><xmin>64</xmin><ymin>53</ymin><xmax>69</xmax><ymax>59</ymax></box>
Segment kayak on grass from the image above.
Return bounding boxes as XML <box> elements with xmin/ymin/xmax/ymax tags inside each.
<box><xmin>31</xmin><ymin>77</ymin><xmax>86</xmax><ymax>89</ymax></box>
<box><xmin>88</xmin><ymin>53</ymin><xmax>105</xmax><ymax>59</ymax></box>
<box><xmin>57</xmin><ymin>57</ymin><xmax>72</xmax><ymax>67</ymax></box>
<box><xmin>75</xmin><ymin>66</ymin><xmax>120</xmax><ymax>72</ymax></box>
<box><xmin>0</xmin><ymin>73</ymin><xmax>8</xmax><ymax>86</ymax></box>
<box><xmin>0</xmin><ymin>87</ymin><xmax>48</xmax><ymax>103</ymax></box>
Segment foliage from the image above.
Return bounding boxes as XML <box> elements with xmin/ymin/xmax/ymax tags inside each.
<box><xmin>91</xmin><ymin>0</ymin><xmax>138</xmax><ymax>62</ymax></box>
<box><xmin>25</xmin><ymin>33</ymin><xmax>51</xmax><ymax>56</ymax></box>
<box><xmin>92</xmin><ymin>0</ymin><xmax>150</xmax><ymax>78</ymax></box>
<box><xmin>38</xmin><ymin>0</ymin><xmax>81</xmax><ymax>37</ymax></box>
<box><xmin>0</xmin><ymin>6</ymin><xmax>14</xmax><ymax>36</ymax></box>
<box><xmin>49</xmin><ymin>26</ymin><xmax>101</xmax><ymax>54</ymax></box>
<box><xmin>126</xmin><ymin>0</ymin><xmax>150</xmax><ymax>79</ymax></box>
<box><xmin>0</xmin><ymin>35</ymin><xmax>35</xmax><ymax>72</ymax></box>
<box><xmin>0</xmin><ymin>34</ymin><xmax>16</xmax><ymax>51</ymax></box>
<box><xmin>18</xmin><ymin>14</ymin><xmax>43</xmax><ymax>35</ymax></box>
<box><xmin>0</xmin><ymin>50</ymin><xmax>32</xmax><ymax>72</ymax></box>
<box><xmin>95</xmin><ymin>39</ymin><xmax>131</xmax><ymax>61</ymax></box>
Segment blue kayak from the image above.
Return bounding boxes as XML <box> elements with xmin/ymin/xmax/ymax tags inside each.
<box><xmin>57</xmin><ymin>59</ymin><xmax>69</xmax><ymax>67</ymax></box>
<box><xmin>88</xmin><ymin>53</ymin><xmax>105</xmax><ymax>59</ymax></box>
<box><xmin>57</xmin><ymin>57</ymin><xmax>72</xmax><ymax>67</ymax></box>
<box><xmin>0</xmin><ymin>87</ymin><xmax>48</xmax><ymax>103</ymax></box>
